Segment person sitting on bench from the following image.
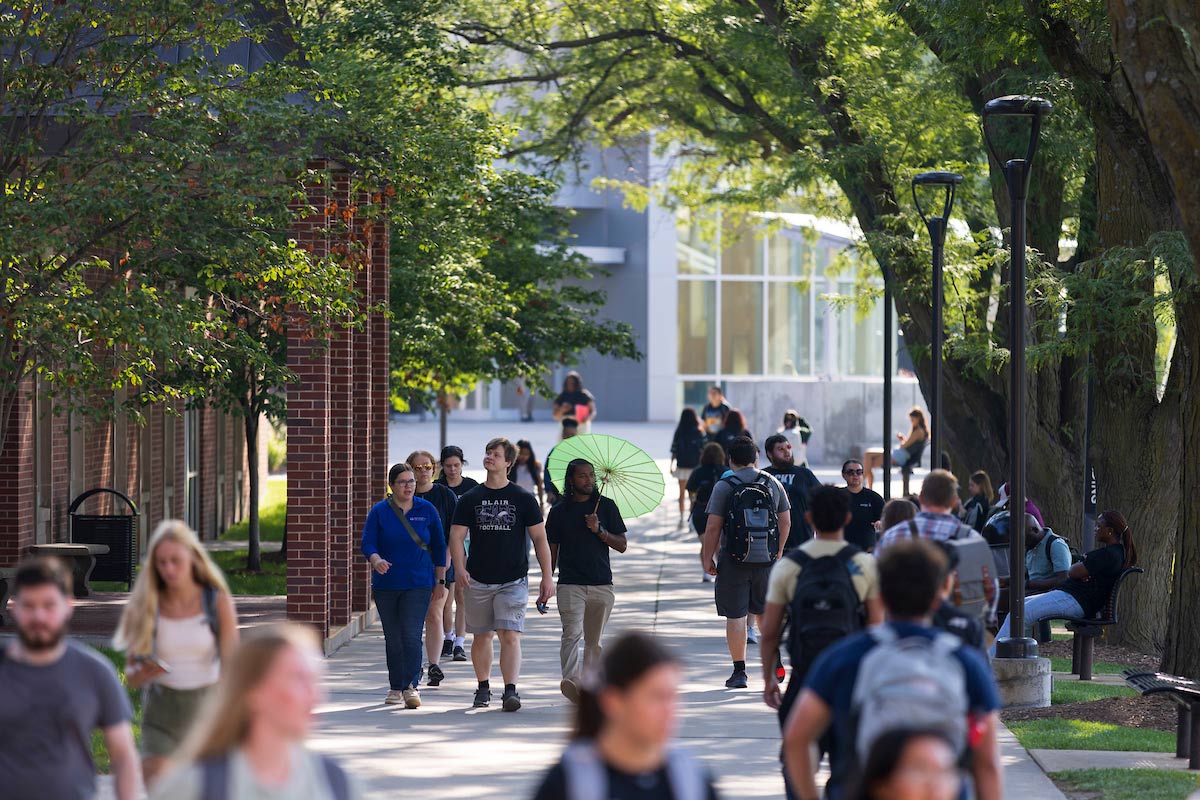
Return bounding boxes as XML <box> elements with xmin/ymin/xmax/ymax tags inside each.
<box><xmin>989</xmin><ymin>510</ymin><xmax>1137</xmax><ymax>657</ymax></box>
<box><xmin>863</xmin><ymin>408</ymin><xmax>928</xmax><ymax>490</ymax></box>
<box><xmin>995</xmin><ymin>514</ymin><xmax>1072</xmax><ymax>617</ymax></box>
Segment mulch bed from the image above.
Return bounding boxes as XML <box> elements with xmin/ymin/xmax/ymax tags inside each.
<box><xmin>1003</xmin><ymin>693</ymin><xmax>1178</xmax><ymax>731</ymax></box>
<box><xmin>1001</xmin><ymin>637</ymin><xmax>1175</xmax><ymax>731</ymax></box>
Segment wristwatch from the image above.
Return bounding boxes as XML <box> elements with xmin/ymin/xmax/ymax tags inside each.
<box><xmin>439</xmin><ymin>578</ymin><xmax>451</xmax><ymax>586</ymax></box>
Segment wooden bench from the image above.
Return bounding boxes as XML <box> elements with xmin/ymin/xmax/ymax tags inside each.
<box><xmin>27</xmin><ymin>543</ymin><xmax>111</xmax><ymax>598</ymax></box>
<box><xmin>1122</xmin><ymin>669</ymin><xmax>1200</xmax><ymax>768</ymax></box>
<box><xmin>863</xmin><ymin>438</ymin><xmax>926</xmax><ymax>495</ymax></box>
<box><xmin>1046</xmin><ymin>567</ymin><xmax>1143</xmax><ymax>680</ymax></box>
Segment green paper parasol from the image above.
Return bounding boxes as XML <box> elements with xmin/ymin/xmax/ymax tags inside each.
<box><xmin>546</xmin><ymin>434</ymin><xmax>665</xmax><ymax>518</ymax></box>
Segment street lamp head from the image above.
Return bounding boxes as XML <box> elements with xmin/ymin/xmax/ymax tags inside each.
<box><xmin>912</xmin><ymin>170</ymin><xmax>963</xmax><ymax>243</ymax></box>
<box><xmin>981</xmin><ymin>95</ymin><xmax>1053</xmax><ymax>175</ymax></box>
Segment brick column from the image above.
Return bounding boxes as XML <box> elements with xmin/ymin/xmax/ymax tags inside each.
<box><xmin>350</xmin><ymin>212</ymin><xmax>375</xmax><ymax>615</ymax></box>
<box><xmin>327</xmin><ymin>323</ymin><xmax>353</xmax><ymax>629</ymax></box>
<box><xmin>0</xmin><ymin>385</ymin><xmax>36</xmax><ymax>565</ymax></box>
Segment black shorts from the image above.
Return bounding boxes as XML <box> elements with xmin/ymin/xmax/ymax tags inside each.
<box><xmin>714</xmin><ymin>558</ymin><xmax>771</xmax><ymax>618</ymax></box>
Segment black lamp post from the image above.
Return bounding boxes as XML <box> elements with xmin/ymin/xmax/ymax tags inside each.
<box><xmin>912</xmin><ymin>171</ymin><xmax>963</xmax><ymax>471</ymax></box>
<box><xmin>983</xmin><ymin>95</ymin><xmax>1053</xmax><ymax>660</ymax></box>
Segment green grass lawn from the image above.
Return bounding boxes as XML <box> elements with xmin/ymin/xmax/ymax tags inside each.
<box><xmin>1052</xmin><ymin>768</ymin><xmax>1198</xmax><ymax>800</ymax></box>
<box><xmin>90</xmin><ymin>646</ymin><xmax>142</xmax><ymax>773</ymax></box>
<box><xmin>210</xmin><ymin>548</ymin><xmax>287</xmax><ymax>595</ymax></box>
<box><xmin>1052</xmin><ymin>680</ymin><xmax>1137</xmax><ymax>705</ymax></box>
<box><xmin>220</xmin><ymin>478</ymin><xmax>287</xmax><ymax>542</ymax></box>
<box><xmin>1008</xmin><ymin>718</ymin><xmax>1176</xmax><ymax>752</ymax></box>
<box><xmin>1049</xmin><ymin>655</ymin><xmax>1130</xmax><ymax>675</ymax></box>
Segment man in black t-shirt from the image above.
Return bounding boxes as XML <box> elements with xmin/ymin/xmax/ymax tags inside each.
<box><xmin>763</xmin><ymin>434</ymin><xmax>821</xmax><ymax>547</ymax></box>
<box><xmin>840</xmin><ymin>459</ymin><xmax>884</xmax><ymax>552</ymax></box>
<box><xmin>546</xmin><ymin>458</ymin><xmax>629</xmax><ymax>703</ymax></box>
<box><xmin>450</xmin><ymin>438</ymin><xmax>555</xmax><ymax>712</ymax></box>
<box><xmin>701</xmin><ymin>385</ymin><xmax>731</xmax><ymax>442</ymax></box>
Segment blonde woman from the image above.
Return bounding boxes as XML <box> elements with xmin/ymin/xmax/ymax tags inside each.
<box><xmin>151</xmin><ymin>624</ymin><xmax>361</xmax><ymax>800</ymax></box>
<box><xmin>114</xmin><ymin>519</ymin><xmax>239</xmax><ymax>787</ymax></box>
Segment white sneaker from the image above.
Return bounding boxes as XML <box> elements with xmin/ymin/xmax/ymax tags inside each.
<box><xmin>384</xmin><ymin>689</ymin><xmax>404</xmax><ymax>705</ymax></box>
<box><xmin>747</xmin><ymin>625</ymin><xmax>759</xmax><ymax>644</ymax></box>
<box><xmin>402</xmin><ymin>687</ymin><xmax>421</xmax><ymax>709</ymax></box>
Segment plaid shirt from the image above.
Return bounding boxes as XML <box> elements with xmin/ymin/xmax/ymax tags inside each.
<box><xmin>877</xmin><ymin>510</ymin><xmax>964</xmax><ymax>551</ymax></box>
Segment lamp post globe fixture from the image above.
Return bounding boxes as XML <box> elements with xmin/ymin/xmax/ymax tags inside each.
<box><xmin>982</xmin><ymin>95</ymin><xmax>1053</xmax><ymax>660</ymax></box>
<box><xmin>912</xmin><ymin>170</ymin><xmax>963</xmax><ymax>474</ymax></box>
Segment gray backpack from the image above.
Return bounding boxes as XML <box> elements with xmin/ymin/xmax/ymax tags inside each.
<box><xmin>851</xmin><ymin>626</ymin><xmax>968</xmax><ymax>764</ymax></box>
<box><xmin>905</xmin><ymin>520</ymin><xmax>996</xmax><ymax>622</ymax></box>
<box><xmin>561</xmin><ymin>741</ymin><xmax>706</xmax><ymax>800</ymax></box>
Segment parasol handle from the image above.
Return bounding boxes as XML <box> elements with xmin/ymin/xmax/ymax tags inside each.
<box><xmin>594</xmin><ymin>477</ymin><xmax>607</xmax><ymax>515</ymax></box>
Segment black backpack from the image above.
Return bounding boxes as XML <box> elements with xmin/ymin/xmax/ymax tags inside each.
<box><xmin>690</xmin><ymin>473</ymin><xmax>719</xmax><ymax>535</ymax></box>
<box><xmin>673</xmin><ymin>430</ymin><xmax>705</xmax><ymax>469</ymax></box>
<box><xmin>1043</xmin><ymin>531</ymin><xmax>1084</xmax><ymax>565</ymax></box>
<box><xmin>721</xmin><ymin>474</ymin><xmax>780</xmax><ymax>563</ymax></box>
<box><xmin>786</xmin><ymin>546</ymin><xmax>864</xmax><ymax>681</ymax></box>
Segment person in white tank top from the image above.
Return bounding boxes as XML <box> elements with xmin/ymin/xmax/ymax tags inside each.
<box><xmin>114</xmin><ymin>520</ymin><xmax>239</xmax><ymax>789</ymax></box>
<box><xmin>509</xmin><ymin>440</ymin><xmax>546</xmax><ymax>508</ymax></box>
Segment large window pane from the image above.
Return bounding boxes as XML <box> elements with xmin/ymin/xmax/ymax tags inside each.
<box><xmin>768</xmin><ymin>283</ymin><xmax>812</xmax><ymax>375</ymax></box>
<box><xmin>678</xmin><ymin>280</ymin><xmax>716</xmax><ymax>374</ymax></box>
<box><xmin>677</xmin><ymin>208</ymin><xmax>717</xmax><ymax>275</ymax></box>
<box><xmin>769</xmin><ymin>234</ymin><xmax>815</xmax><ymax>277</ymax></box>
<box><xmin>836</xmin><ymin>283</ymin><xmax>885</xmax><ymax>376</ymax></box>
<box><xmin>721</xmin><ymin>219</ymin><xmax>762</xmax><ymax>275</ymax></box>
<box><xmin>721</xmin><ymin>282</ymin><xmax>763</xmax><ymax>374</ymax></box>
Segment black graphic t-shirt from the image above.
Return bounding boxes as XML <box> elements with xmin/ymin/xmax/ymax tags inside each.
<box><xmin>451</xmin><ymin>482</ymin><xmax>544</xmax><ymax>584</ymax></box>
<box><xmin>765</xmin><ymin>464</ymin><xmax>821</xmax><ymax>545</ymax></box>
<box><xmin>546</xmin><ymin>496</ymin><xmax>628</xmax><ymax>585</ymax></box>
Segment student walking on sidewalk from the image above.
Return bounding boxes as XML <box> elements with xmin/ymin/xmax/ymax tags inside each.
<box><xmin>700</xmin><ymin>436</ymin><xmax>791</xmax><ymax>690</ymax></box>
<box><xmin>361</xmin><ymin>463</ymin><xmax>448</xmax><ymax>708</ymax></box>
<box><xmin>151</xmin><ymin>624</ymin><xmax>362</xmax><ymax>800</ymax></box>
<box><xmin>1</xmin><ymin>558</ymin><xmax>141</xmax><ymax>800</ymax></box>
<box><xmin>449</xmin><ymin>437</ymin><xmax>556</xmax><ymax>711</ymax></box>
<box><xmin>114</xmin><ymin>520</ymin><xmax>240</xmax><ymax>788</ymax></box>
<box><xmin>408</xmin><ymin>450</ymin><xmax>458</xmax><ymax>687</ymax></box>
<box><xmin>531</xmin><ymin>632</ymin><xmax>719</xmax><ymax>800</ymax></box>
<box><xmin>547</xmin><ymin>458</ymin><xmax>629</xmax><ymax>703</ymax></box>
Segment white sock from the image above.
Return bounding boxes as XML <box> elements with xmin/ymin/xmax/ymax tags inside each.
<box><xmin>455</xmin><ymin>636</ymin><xmax>465</xmax><ymax>648</ymax></box>
<box><xmin>444</xmin><ymin>631</ymin><xmax>454</xmax><ymax>642</ymax></box>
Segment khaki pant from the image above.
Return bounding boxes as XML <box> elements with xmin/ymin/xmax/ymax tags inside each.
<box><xmin>557</xmin><ymin>583</ymin><xmax>615</xmax><ymax>681</ymax></box>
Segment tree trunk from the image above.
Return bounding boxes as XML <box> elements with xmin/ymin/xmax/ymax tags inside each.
<box><xmin>1164</xmin><ymin>309</ymin><xmax>1200</xmax><ymax>676</ymax></box>
<box><xmin>244</xmin><ymin>410</ymin><xmax>262</xmax><ymax>573</ymax></box>
<box><xmin>438</xmin><ymin>388</ymin><xmax>450</xmax><ymax>452</ymax></box>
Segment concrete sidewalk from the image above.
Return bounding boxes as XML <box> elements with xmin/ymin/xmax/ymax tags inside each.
<box><xmin>305</xmin><ymin>483</ymin><xmax>1050</xmax><ymax>799</ymax></box>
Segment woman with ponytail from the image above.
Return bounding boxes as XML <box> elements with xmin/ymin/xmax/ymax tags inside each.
<box><xmin>532</xmin><ymin>632</ymin><xmax>719</xmax><ymax>800</ymax></box>
<box><xmin>990</xmin><ymin>510</ymin><xmax>1138</xmax><ymax>656</ymax></box>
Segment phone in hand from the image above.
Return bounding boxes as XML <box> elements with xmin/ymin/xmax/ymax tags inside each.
<box><xmin>136</xmin><ymin>654</ymin><xmax>171</xmax><ymax>673</ymax></box>
<box><xmin>536</xmin><ymin>600</ymin><xmax>550</xmax><ymax>615</ymax></box>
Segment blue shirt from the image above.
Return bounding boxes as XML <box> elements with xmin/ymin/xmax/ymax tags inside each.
<box><xmin>803</xmin><ymin>621</ymin><xmax>1000</xmax><ymax>799</ymax></box>
<box><xmin>361</xmin><ymin>497</ymin><xmax>446</xmax><ymax>591</ymax></box>
<box><xmin>1026</xmin><ymin>532</ymin><xmax>1072</xmax><ymax>581</ymax></box>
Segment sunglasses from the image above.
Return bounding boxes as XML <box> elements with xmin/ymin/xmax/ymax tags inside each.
<box><xmin>411</xmin><ymin>463</ymin><xmax>434</xmax><ymax>470</ymax></box>
<box><xmin>843</xmin><ymin>469</ymin><xmax>864</xmax><ymax>475</ymax></box>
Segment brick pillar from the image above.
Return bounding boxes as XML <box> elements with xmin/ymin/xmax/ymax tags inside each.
<box><xmin>0</xmin><ymin>385</ymin><xmax>36</xmax><ymax>565</ymax></box>
<box><xmin>327</xmin><ymin>323</ymin><xmax>353</xmax><ymax>629</ymax></box>
<box><xmin>350</xmin><ymin>208</ymin><xmax>376</xmax><ymax>615</ymax></box>
<box><xmin>286</xmin><ymin>168</ymin><xmax>333</xmax><ymax>635</ymax></box>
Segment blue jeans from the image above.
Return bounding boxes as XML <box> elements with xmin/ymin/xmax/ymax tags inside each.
<box><xmin>989</xmin><ymin>590</ymin><xmax>1083</xmax><ymax>657</ymax></box>
<box><xmin>375</xmin><ymin>588</ymin><xmax>432</xmax><ymax>690</ymax></box>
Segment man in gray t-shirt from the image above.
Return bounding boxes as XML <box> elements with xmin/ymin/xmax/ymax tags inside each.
<box><xmin>0</xmin><ymin>558</ymin><xmax>139</xmax><ymax>799</ymax></box>
<box><xmin>700</xmin><ymin>436</ymin><xmax>791</xmax><ymax>691</ymax></box>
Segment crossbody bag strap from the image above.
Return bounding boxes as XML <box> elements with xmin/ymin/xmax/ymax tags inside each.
<box><xmin>388</xmin><ymin>496</ymin><xmax>429</xmax><ymax>553</ymax></box>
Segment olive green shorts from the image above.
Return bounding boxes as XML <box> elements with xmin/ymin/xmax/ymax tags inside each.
<box><xmin>140</xmin><ymin>684</ymin><xmax>211</xmax><ymax>757</ymax></box>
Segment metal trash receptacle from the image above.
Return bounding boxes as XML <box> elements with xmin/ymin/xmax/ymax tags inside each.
<box><xmin>69</xmin><ymin>488</ymin><xmax>139</xmax><ymax>590</ymax></box>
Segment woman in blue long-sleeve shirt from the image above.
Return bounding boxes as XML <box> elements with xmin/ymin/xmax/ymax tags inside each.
<box><xmin>362</xmin><ymin>463</ymin><xmax>448</xmax><ymax>708</ymax></box>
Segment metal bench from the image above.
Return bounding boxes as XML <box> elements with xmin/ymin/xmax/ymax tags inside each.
<box><xmin>27</xmin><ymin>543</ymin><xmax>111</xmax><ymax>598</ymax></box>
<box><xmin>1047</xmin><ymin>567</ymin><xmax>1143</xmax><ymax>680</ymax></box>
<box><xmin>1122</xmin><ymin>669</ymin><xmax>1200</xmax><ymax>768</ymax></box>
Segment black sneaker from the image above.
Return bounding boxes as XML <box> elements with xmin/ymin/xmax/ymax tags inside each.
<box><xmin>453</xmin><ymin>645</ymin><xmax>468</xmax><ymax>662</ymax></box>
<box><xmin>501</xmin><ymin>688</ymin><xmax>522</xmax><ymax>712</ymax></box>
<box><xmin>473</xmin><ymin>687</ymin><xmax>491</xmax><ymax>708</ymax></box>
<box><xmin>427</xmin><ymin>664</ymin><xmax>445</xmax><ymax>687</ymax></box>
<box><xmin>441</xmin><ymin>639</ymin><xmax>453</xmax><ymax>658</ymax></box>
<box><xmin>725</xmin><ymin>669</ymin><xmax>749</xmax><ymax>689</ymax></box>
